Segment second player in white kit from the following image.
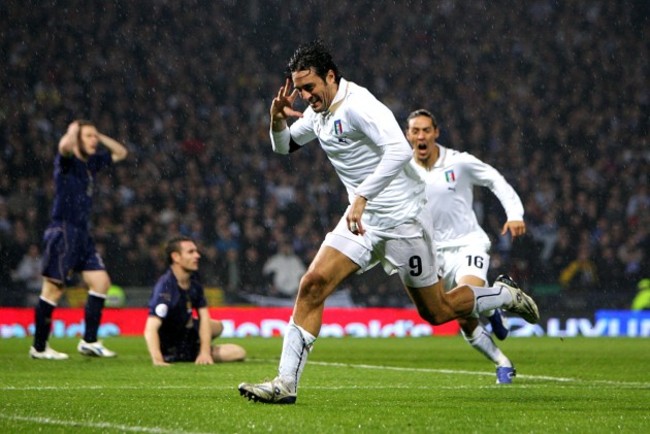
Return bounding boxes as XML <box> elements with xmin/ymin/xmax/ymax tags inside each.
<box><xmin>407</xmin><ymin>109</ymin><xmax>527</xmax><ymax>384</ymax></box>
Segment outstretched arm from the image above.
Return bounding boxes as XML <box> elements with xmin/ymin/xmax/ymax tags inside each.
<box><xmin>98</xmin><ymin>133</ymin><xmax>128</xmax><ymax>162</ymax></box>
<box><xmin>465</xmin><ymin>154</ymin><xmax>525</xmax><ymax>238</ymax></box>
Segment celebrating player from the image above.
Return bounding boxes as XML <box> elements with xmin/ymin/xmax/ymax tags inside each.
<box><xmin>238</xmin><ymin>40</ymin><xmax>540</xmax><ymax>404</ymax></box>
<box><xmin>407</xmin><ymin>109</ymin><xmax>525</xmax><ymax>384</ymax></box>
<box><xmin>30</xmin><ymin>120</ymin><xmax>128</xmax><ymax>360</ymax></box>
<box><xmin>144</xmin><ymin>236</ymin><xmax>246</xmax><ymax>366</ymax></box>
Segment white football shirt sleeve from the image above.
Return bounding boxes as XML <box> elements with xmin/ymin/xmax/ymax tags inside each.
<box><xmin>349</xmin><ymin>100</ymin><xmax>412</xmax><ymax>200</ymax></box>
<box><xmin>464</xmin><ymin>154</ymin><xmax>524</xmax><ymax>221</ymax></box>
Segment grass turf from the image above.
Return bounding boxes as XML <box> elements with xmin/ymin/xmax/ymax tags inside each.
<box><xmin>1</xmin><ymin>336</ymin><xmax>649</xmax><ymax>433</ymax></box>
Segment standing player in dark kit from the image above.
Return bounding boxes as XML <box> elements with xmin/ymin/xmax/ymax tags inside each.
<box><xmin>30</xmin><ymin>120</ymin><xmax>128</xmax><ymax>360</ymax></box>
<box><xmin>144</xmin><ymin>236</ymin><xmax>246</xmax><ymax>366</ymax></box>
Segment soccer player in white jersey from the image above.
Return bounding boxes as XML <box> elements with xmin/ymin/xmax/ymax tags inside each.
<box><xmin>407</xmin><ymin>109</ymin><xmax>526</xmax><ymax>384</ymax></box>
<box><xmin>238</xmin><ymin>40</ymin><xmax>539</xmax><ymax>404</ymax></box>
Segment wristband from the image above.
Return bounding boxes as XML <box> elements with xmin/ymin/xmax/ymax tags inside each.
<box><xmin>270</xmin><ymin>127</ymin><xmax>291</xmax><ymax>154</ymax></box>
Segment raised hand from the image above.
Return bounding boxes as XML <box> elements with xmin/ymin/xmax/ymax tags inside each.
<box><xmin>270</xmin><ymin>77</ymin><xmax>303</xmax><ymax>122</ymax></box>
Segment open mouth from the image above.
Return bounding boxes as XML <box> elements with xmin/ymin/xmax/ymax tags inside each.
<box><xmin>417</xmin><ymin>143</ymin><xmax>427</xmax><ymax>150</ymax></box>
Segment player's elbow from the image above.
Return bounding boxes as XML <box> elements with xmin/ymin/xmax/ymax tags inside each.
<box><xmin>113</xmin><ymin>147</ymin><xmax>128</xmax><ymax>162</ymax></box>
<box><xmin>58</xmin><ymin>140</ymin><xmax>74</xmax><ymax>156</ymax></box>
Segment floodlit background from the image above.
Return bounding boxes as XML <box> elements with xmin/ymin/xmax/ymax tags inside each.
<box><xmin>0</xmin><ymin>0</ymin><xmax>648</xmax><ymax>321</ymax></box>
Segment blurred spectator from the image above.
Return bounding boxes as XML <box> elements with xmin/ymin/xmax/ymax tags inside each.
<box><xmin>0</xmin><ymin>200</ymin><xmax>11</xmax><ymax>235</ymax></box>
<box><xmin>626</xmin><ymin>184</ymin><xmax>649</xmax><ymax>228</ymax></box>
<box><xmin>594</xmin><ymin>246</ymin><xmax>626</xmax><ymax>291</ymax></box>
<box><xmin>199</xmin><ymin>245</ymin><xmax>228</xmax><ymax>288</ymax></box>
<box><xmin>547</xmin><ymin>227</ymin><xmax>577</xmax><ymax>280</ymax></box>
<box><xmin>10</xmin><ymin>243</ymin><xmax>43</xmax><ymax>306</ymax></box>
<box><xmin>631</xmin><ymin>278</ymin><xmax>650</xmax><ymax>311</ymax></box>
<box><xmin>239</xmin><ymin>246</ymin><xmax>268</xmax><ymax>296</ymax></box>
<box><xmin>223</xmin><ymin>248</ymin><xmax>242</xmax><ymax>302</ymax></box>
<box><xmin>617</xmin><ymin>232</ymin><xmax>647</xmax><ymax>288</ymax></box>
<box><xmin>262</xmin><ymin>241</ymin><xmax>306</xmax><ymax>299</ymax></box>
<box><xmin>105</xmin><ymin>284</ymin><xmax>126</xmax><ymax>308</ymax></box>
<box><xmin>559</xmin><ymin>246</ymin><xmax>599</xmax><ymax>292</ymax></box>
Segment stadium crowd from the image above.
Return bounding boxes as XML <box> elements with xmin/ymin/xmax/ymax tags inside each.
<box><xmin>1</xmin><ymin>1</ymin><xmax>647</xmax><ymax>312</ymax></box>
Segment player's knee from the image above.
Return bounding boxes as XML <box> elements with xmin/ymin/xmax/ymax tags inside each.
<box><xmin>216</xmin><ymin>344</ymin><xmax>246</xmax><ymax>362</ymax></box>
<box><xmin>41</xmin><ymin>279</ymin><xmax>64</xmax><ymax>302</ymax></box>
<box><xmin>88</xmin><ymin>276</ymin><xmax>111</xmax><ymax>294</ymax></box>
<box><xmin>231</xmin><ymin>345</ymin><xmax>246</xmax><ymax>362</ymax></box>
<box><xmin>297</xmin><ymin>270</ymin><xmax>329</xmax><ymax>307</ymax></box>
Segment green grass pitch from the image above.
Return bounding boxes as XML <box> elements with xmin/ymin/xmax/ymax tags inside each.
<box><xmin>1</xmin><ymin>336</ymin><xmax>649</xmax><ymax>433</ymax></box>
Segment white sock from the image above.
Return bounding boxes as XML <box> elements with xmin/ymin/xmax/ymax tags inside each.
<box><xmin>470</xmin><ymin>285</ymin><xmax>513</xmax><ymax>316</ymax></box>
<box><xmin>462</xmin><ymin>325</ymin><xmax>511</xmax><ymax>367</ymax></box>
<box><xmin>278</xmin><ymin>317</ymin><xmax>316</xmax><ymax>393</ymax></box>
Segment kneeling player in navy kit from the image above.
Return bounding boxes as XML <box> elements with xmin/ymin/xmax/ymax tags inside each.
<box><xmin>144</xmin><ymin>236</ymin><xmax>246</xmax><ymax>366</ymax></box>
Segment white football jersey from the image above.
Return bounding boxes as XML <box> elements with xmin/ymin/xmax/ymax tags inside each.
<box><xmin>277</xmin><ymin>78</ymin><xmax>425</xmax><ymax>230</ymax></box>
<box><xmin>410</xmin><ymin>145</ymin><xmax>524</xmax><ymax>248</ymax></box>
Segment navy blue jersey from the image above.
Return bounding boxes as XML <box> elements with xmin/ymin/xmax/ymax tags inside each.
<box><xmin>50</xmin><ymin>152</ymin><xmax>112</xmax><ymax>228</ymax></box>
<box><xmin>148</xmin><ymin>269</ymin><xmax>208</xmax><ymax>348</ymax></box>
<box><xmin>41</xmin><ymin>151</ymin><xmax>111</xmax><ymax>283</ymax></box>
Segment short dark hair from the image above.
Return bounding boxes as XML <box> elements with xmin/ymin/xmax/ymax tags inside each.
<box><xmin>76</xmin><ymin>119</ymin><xmax>94</xmax><ymax>127</ymax></box>
<box><xmin>75</xmin><ymin>119</ymin><xmax>95</xmax><ymax>143</ymax></box>
<box><xmin>406</xmin><ymin>109</ymin><xmax>438</xmax><ymax>128</ymax></box>
<box><xmin>287</xmin><ymin>39</ymin><xmax>341</xmax><ymax>84</ymax></box>
<box><xmin>165</xmin><ymin>236</ymin><xmax>195</xmax><ymax>265</ymax></box>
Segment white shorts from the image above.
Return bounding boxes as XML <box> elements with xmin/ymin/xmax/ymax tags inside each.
<box><xmin>436</xmin><ymin>244</ymin><xmax>491</xmax><ymax>291</ymax></box>
<box><xmin>323</xmin><ymin>210</ymin><xmax>438</xmax><ymax>288</ymax></box>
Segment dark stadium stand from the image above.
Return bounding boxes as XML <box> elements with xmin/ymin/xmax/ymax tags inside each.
<box><xmin>0</xmin><ymin>1</ymin><xmax>647</xmax><ymax>317</ymax></box>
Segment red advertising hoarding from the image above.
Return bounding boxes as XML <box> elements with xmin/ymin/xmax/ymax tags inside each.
<box><xmin>0</xmin><ymin>307</ymin><xmax>460</xmax><ymax>339</ymax></box>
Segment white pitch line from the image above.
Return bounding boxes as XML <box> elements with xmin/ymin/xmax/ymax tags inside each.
<box><xmin>0</xmin><ymin>413</ymin><xmax>213</xmax><ymax>434</ymax></box>
<box><xmin>307</xmin><ymin>360</ymin><xmax>650</xmax><ymax>388</ymax></box>
<box><xmin>310</xmin><ymin>360</ymin><xmax>577</xmax><ymax>381</ymax></box>
<box><xmin>0</xmin><ymin>385</ymin><xmax>229</xmax><ymax>391</ymax></box>
<box><xmin>2</xmin><ymin>359</ymin><xmax>648</xmax><ymax>393</ymax></box>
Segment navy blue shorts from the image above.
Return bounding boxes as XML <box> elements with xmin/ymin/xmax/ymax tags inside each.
<box><xmin>41</xmin><ymin>222</ymin><xmax>106</xmax><ymax>286</ymax></box>
<box><xmin>160</xmin><ymin>320</ymin><xmax>200</xmax><ymax>363</ymax></box>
